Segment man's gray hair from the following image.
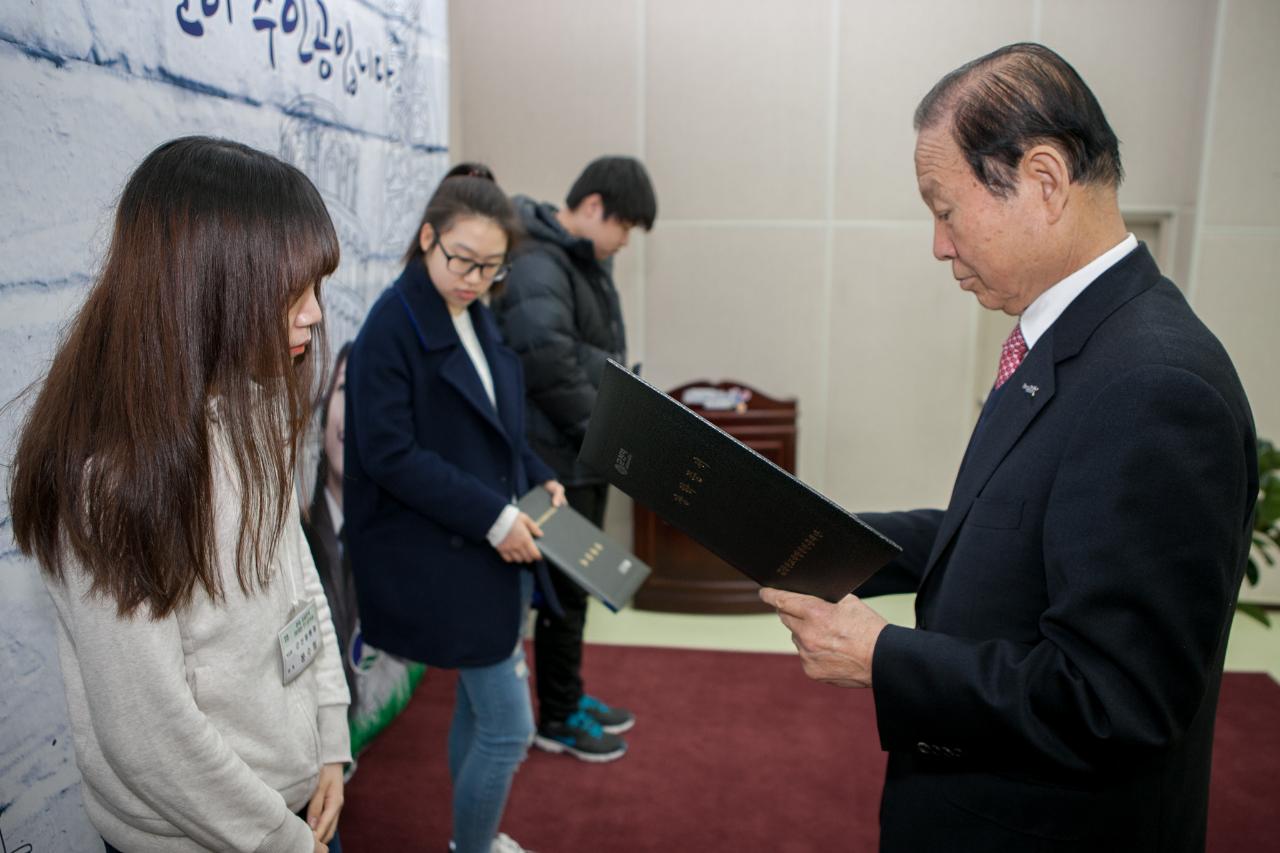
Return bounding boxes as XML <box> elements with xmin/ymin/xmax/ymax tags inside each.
<box><xmin>915</xmin><ymin>43</ymin><xmax>1124</xmax><ymax>198</ymax></box>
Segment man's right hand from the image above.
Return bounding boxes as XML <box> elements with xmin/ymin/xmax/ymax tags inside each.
<box><xmin>496</xmin><ymin>512</ymin><xmax>543</xmax><ymax>563</ymax></box>
<box><xmin>760</xmin><ymin>588</ymin><xmax>886</xmax><ymax>689</ymax></box>
<box><xmin>313</xmin><ymin>838</ymin><xmax>328</xmax><ymax>853</ymax></box>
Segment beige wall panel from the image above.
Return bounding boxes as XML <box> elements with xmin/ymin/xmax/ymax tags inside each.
<box><xmin>611</xmin><ymin>235</ymin><xmax>644</xmax><ymax>364</ymax></box>
<box><xmin>641</xmin><ymin>225</ymin><xmax>830</xmax><ymax>483</ymax></box>
<box><xmin>1201</xmin><ymin>0</ymin><xmax>1280</xmax><ymax>227</ymax></box>
<box><xmin>825</xmin><ymin>226</ymin><xmax>976</xmax><ymax>512</ymax></box>
<box><xmin>833</xmin><ymin>0</ymin><xmax>1032</xmax><ymax>222</ymax></box>
<box><xmin>644</xmin><ymin>0</ymin><xmax>832</xmax><ymax>220</ymax></box>
<box><xmin>603</xmin><ymin>487</ymin><xmax>634</xmax><ymax>553</ymax></box>
<box><xmin>1192</xmin><ymin>233</ymin><xmax>1280</xmax><ymax>441</ymax></box>
<box><xmin>450</xmin><ymin>0</ymin><xmax>640</xmax><ymax>204</ymax></box>
<box><xmin>1172</xmin><ymin>207</ymin><xmax>1197</xmax><ymax>290</ymax></box>
<box><xmin>1041</xmin><ymin>0</ymin><xmax>1215</xmax><ymax>209</ymax></box>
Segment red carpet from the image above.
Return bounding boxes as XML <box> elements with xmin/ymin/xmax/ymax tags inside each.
<box><xmin>340</xmin><ymin>645</ymin><xmax>1280</xmax><ymax>852</ymax></box>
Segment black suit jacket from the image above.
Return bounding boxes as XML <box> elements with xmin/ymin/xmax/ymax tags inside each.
<box><xmin>859</xmin><ymin>245</ymin><xmax>1257</xmax><ymax>852</ymax></box>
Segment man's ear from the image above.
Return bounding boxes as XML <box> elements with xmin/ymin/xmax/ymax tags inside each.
<box><xmin>1022</xmin><ymin>144</ymin><xmax>1070</xmax><ymax>223</ymax></box>
<box><xmin>419</xmin><ymin>223</ymin><xmax>435</xmax><ymax>253</ymax></box>
<box><xmin>579</xmin><ymin>192</ymin><xmax>605</xmax><ymax>220</ymax></box>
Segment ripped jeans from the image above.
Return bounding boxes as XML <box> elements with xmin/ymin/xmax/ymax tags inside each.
<box><xmin>448</xmin><ymin>611</ymin><xmax>535</xmax><ymax>853</ymax></box>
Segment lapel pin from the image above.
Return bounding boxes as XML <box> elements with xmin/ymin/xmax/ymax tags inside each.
<box><xmin>1021</xmin><ymin>383</ymin><xmax>1039</xmax><ymax>397</ymax></box>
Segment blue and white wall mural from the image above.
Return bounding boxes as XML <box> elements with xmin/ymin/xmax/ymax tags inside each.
<box><xmin>0</xmin><ymin>3</ymin><xmax>449</xmax><ymax>849</ymax></box>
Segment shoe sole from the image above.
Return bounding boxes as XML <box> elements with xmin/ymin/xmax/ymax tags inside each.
<box><xmin>599</xmin><ymin>717</ymin><xmax>635</xmax><ymax>735</ymax></box>
<box><xmin>532</xmin><ymin>734</ymin><xmax>627</xmax><ymax>763</ymax></box>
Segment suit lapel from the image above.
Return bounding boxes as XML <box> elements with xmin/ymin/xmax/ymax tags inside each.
<box><xmin>477</xmin><ymin>325</ymin><xmax>524</xmax><ymax>448</ymax></box>
<box><xmin>917</xmin><ymin>243</ymin><xmax>1164</xmax><ymax>590</ymax></box>
<box><xmin>438</xmin><ymin>349</ymin><xmax>512</xmax><ymax>444</ymax></box>
<box><xmin>921</xmin><ymin>337</ymin><xmax>1056</xmax><ymax>581</ymax></box>
<box><xmin>394</xmin><ymin>264</ymin><xmax>514</xmax><ymax>448</ymax></box>
<box><xmin>465</xmin><ymin>304</ymin><xmax>522</xmax><ymax>447</ymax></box>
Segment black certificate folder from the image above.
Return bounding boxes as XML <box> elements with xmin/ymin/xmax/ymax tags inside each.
<box><xmin>579</xmin><ymin>361</ymin><xmax>901</xmax><ymax>603</ymax></box>
<box><xmin>517</xmin><ymin>488</ymin><xmax>651</xmax><ymax>612</ymax></box>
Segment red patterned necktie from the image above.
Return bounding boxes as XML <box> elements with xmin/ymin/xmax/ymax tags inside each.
<box><xmin>994</xmin><ymin>324</ymin><xmax>1028</xmax><ymax>389</ymax></box>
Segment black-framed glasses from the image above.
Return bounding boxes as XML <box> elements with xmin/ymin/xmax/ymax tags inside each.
<box><xmin>432</xmin><ymin>240</ymin><xmax>510</xmax><ymax>282</ymax></box>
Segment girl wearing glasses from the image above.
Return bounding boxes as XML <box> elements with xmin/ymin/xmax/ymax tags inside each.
<box><xmin>343</xmin><ymin>164</ymin><xmax>564</xmax><ymax>853</ymax></box>
<box><xmin>9</xmin><ymin>137</ymin><xmax>349</xmax><ymax>853</ymax></box>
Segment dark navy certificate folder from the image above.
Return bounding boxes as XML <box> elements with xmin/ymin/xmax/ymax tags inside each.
<box><xmin>579</xmin><ymin>361</ymin><xmax>900</xmax><ymax>603</ymax></box>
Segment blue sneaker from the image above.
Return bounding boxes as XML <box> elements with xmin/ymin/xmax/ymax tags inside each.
<box><xmin>579</xmin><ymin>694</ymin><xmax>635</xmax><ymax>735</ymax></box>
<box><xmin>534</xmin><ymin>709</ymin><xmax>627</xmax><ymax>762</ymax></box>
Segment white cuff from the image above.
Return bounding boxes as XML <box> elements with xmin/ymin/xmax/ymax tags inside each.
<box><xmin>486</xmin><ymin>503</ymin><xmax>520</xmax><ymax>548</ymax></box>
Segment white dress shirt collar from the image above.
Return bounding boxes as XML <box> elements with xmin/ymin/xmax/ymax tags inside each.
<box><xmin>1019</xmin><ymin>233</ymin><xmax>1138</xmax><ymax>350</ymax></box>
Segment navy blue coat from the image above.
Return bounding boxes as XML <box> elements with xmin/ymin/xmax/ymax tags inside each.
<box><xmin>343</xmin><ymin>261</ymin><xmax>556</xmax><ymax>669</ymax></box>
<box><xmin>858</xmin><ymin>245</ymin><xmax>1257</xmax><ymax>852</ymax></box>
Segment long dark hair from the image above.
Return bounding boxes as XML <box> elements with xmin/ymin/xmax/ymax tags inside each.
<box><xmin>9</xmin><ymin>136</ymin><xmax>339</xmax><ymax>618</ymax></box>
<box><xmin>401</xmin><ymin>161</ymin><xmax>521</xmax><ymax>296</ymax></box>
<box><xmin>312</xmin><ymin>341</ymin><xmax>353</xmax><ymax>506</ymax></box>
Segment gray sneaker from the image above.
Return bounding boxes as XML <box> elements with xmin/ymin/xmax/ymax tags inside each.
<box><xmin>534</xmin><ymin>710</ymin><xmax>627</xmax><ymax>763</ymax></box>
<box><xmin>579</xmin><ymin>694</ymin><xmax>635</xmax><ymax>735</ymax></box>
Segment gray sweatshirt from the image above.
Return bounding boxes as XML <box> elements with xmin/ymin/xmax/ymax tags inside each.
<box><xmin>45</xmin><ymin>433</ymin><xmax>352</xmax><ymax>852</ymax></box>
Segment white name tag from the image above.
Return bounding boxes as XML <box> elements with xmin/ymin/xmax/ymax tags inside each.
<box><xmin>278</xmin><ymin>600</ymin><xmax>320</xmax><ymax>684</ymax></box>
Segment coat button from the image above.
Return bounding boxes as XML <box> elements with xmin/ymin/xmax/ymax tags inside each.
<box><xmin>449</xmin><ymin>536</ymin><xmax>463</xmax><ymax>548</ymax></box>
<box><xmin>499</xmin><ymin>475</ymin><xmax>509</xmax><ymax>484</ymax></box>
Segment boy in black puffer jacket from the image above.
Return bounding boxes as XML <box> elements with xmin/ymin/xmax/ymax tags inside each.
<box><xmin>493</xmin><ymin>156</ymin><xmax>657</xmax><ymax>763</ymax></box>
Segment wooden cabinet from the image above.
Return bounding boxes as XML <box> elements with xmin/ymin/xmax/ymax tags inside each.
<box><xmin>632</xmin><ymin>379</ymin><xmax>797</xmax><ymax>614</ymax></box>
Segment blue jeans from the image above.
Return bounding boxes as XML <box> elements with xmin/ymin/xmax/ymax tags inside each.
<box><xmin>448</xmin><ymin>641</ymin><xmax>535</xmax><ymax>853</ymax></box>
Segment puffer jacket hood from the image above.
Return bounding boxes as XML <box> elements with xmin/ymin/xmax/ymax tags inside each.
<box><xmin>514</xmin><ymin>195</ymin><xmax>593</xmax><ymax>260</ymax></box>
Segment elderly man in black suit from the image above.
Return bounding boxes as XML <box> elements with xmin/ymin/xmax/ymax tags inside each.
<box><xmin>764</xmin><ymin>43</ymin><xmax>1257</xmax><ymax>853</ymax></box>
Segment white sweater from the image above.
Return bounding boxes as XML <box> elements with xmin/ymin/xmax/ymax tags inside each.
<box><xmin>44</xmin><ymin>433</ymin><xmax>351</xmax><ymax>853</ymax></box>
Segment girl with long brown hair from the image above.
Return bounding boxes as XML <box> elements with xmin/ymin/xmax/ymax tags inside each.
<box><xmin>9</xmin><ymin>137</ymin><xmax>350</xmax><ymax>853</ymax></box>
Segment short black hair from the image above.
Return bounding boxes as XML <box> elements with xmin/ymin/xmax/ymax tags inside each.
<box><xmin>565</xmin><ymin>156</ymin><xmax>658</xmax><ymax>230</ymax></box>
<box><xmin>914</xmin><ymin>43</ymin><xmax>1123</xmax><ymax>198</ymax></box>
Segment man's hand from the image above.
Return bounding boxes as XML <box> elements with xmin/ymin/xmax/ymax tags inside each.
<box><xmin>544</xmin><ymin>479</ymin><xmax>567</xmax><ymax>507</ymax></box>
<box><xmin>306</xmin><ymin>762</ymin><xmax>344</xmax><ymax>843</ymax></box>
<box><xmin>496</xmin><ymin>512</ymin><xmax>543</xmax><ymax>563</ymax></box>
<box><xmin>759</xmin><ymin>588</ymin><xmax>888</xmax><ymax>688</ymax></box>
